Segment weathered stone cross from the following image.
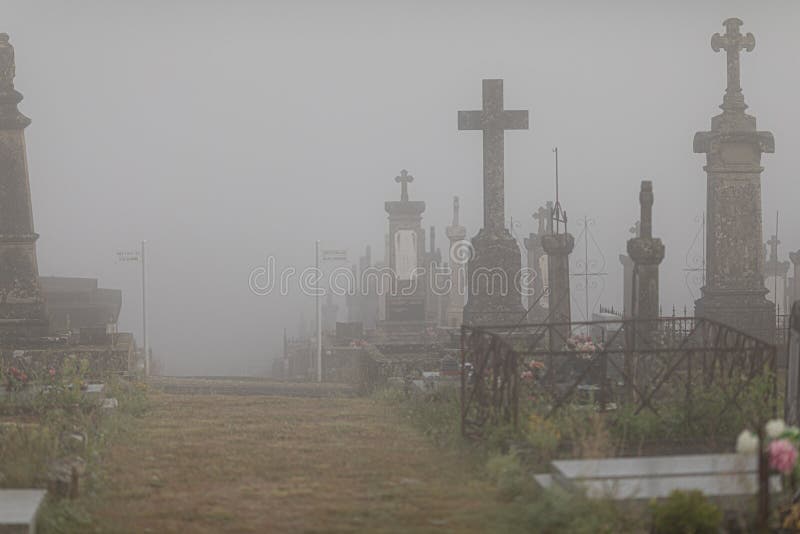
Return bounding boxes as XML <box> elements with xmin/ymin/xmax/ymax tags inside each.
<box><xmin>395</xmin><ymin>169</ymin><xmax>413</xmax><ymax>201</ymax></box>
<box><xmin>458</xmin><ymin>79</ymin><xmax>529</xmax><ymax>234</ymax></box>
<box><xmin>711</xmin><ymin>18</ymin><xmax>755</xmax><ymax>109</ymax></box>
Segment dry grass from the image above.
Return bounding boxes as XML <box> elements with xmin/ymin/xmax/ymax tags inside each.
<box><xmin>88</xmin><ymin>392</ymin><xmax>513</xmax><ymax>533</ymax></box>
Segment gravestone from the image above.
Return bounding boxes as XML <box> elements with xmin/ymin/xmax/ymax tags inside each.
<box><xmin>549</xmin><ymin>453</ymin><xmax>777</xmax><ymax>501</ymax></box>
<box><xmin>694</xmin><ymin>18</ymin><xmax>775</xmax><ymax>341</ymax></box>
<box><xmin>523</xmin><ymin>204</ymin><xmax>549</xmax><ymax>321</ymax></box>
<box><xmin>384</xmin><ymin>170</ymin><xmax>427</xmax><ymax>323</ymax></box>
<box><xmin>627</xmin><ymin>181</ymin><xmax>665</xmax><ymax>338</ymax></box>
<box><xmin>458</xmin><ymin>79</ymin><xmax>528</xmax><ymax>326</ymax></box>
<box><xmin>0</xmin><ymin>489</ymin><xmax>46</xmax><ymax>534</ymax></box>
<box><xmin>0</xmin><ymin>34</ymin><xmax>48</xmax><ymax>337</ymax></box>
<box><xmin>444</xmin><ymin>196</ymin><xmax>466</xmax><ymax>327</ymax></box>
<box><xmin>424</xmin><ymin>226</ymin><xmax>443</xmax><ymax>325</ymax></box>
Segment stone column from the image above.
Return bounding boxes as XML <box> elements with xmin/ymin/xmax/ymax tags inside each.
<box><xmin>627</xmin><ymin>181</ymin><xmax>665</xmax><ymax>339</ymax></box>
<box><xmin>541</xmin><ymin>232</ymin><xmax>574</xmax><ymax>346</ymax></box>
<box><xmin>445</xmin><ymin>196</ymin><xmax>466</xmax><ymax>327</ymax></box>
<box><xmin>619</xmin><ymin>254</ymin><xmax>634</xmax><ymax>319</ymax></box>
<box><xmin>694</xmin><ymin>18</ymin><xmax>775</xmax><ymax>341</ymax></box>
<box><xmin>790</xmin><ymin>251</ymin><xmax>800</xmax><ymax>306</ymax></box>
<box><xmin>0</xmin><ymin>34</ymin><xmax>47</xmax><ymax>336</ymax></box>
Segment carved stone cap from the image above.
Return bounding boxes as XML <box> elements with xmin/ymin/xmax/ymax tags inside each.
<box><xmin>385</xmin><ymin>200</ymin><xmax>425</xmax><ymax>218</ymax></box>
<box><xmin>627</xmin><ymin>237</ymin><xmax>665</xmax><ymax>265</ymax></box>
<box><xmin>541</xmin><ymin>233</ymin><xmax>574</xmax><ymax>256</ymax></box>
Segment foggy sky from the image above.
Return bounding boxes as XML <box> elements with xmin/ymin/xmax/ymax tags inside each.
<box><xmin>3</xmin><ymin>0</ymin><xmax>799</xmax><ymax>375</ymax></box>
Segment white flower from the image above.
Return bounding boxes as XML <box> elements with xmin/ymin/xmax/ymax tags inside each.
<box><xmin>766</xmin><ymin>419</ymin><xmax>787</xmax><ymax>439</ymax></box>
<box><xmin>736</xmin><ymin>430</ymin><xmax>760</xmax><ymax>454</ymax></box>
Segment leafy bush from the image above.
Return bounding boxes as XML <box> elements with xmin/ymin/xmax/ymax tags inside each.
<box><xmin>650</xmin><ymin>490</ymin><xmax>722</xmax><ymax>534</ymax></box>
<box><xmin>485</xmin><ymin>451</ymin><xmax>528</xmax><ymax>501</ymax></box>
<box><xmin>522</xmin><ymin>486</ymin><xmax>640</xmax><ymax>533</ymax></box>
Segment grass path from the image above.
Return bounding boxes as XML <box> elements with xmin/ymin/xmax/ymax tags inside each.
<box><xmin>87</xmin><ymin>391</ymin><xmax>516</xmax><ymax>533</ymax></box>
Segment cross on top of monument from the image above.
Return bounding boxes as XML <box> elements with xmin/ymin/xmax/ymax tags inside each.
<box><xmin>532</xmin><ymin>205</ymin><xmax>549</xmax><ymax>235</ymax></box>
<box><xmin>394</xmin><ymin>169</ymin><xmax>414</xmax><ymax>201</ymax></box>
<box><xmin>458</xmin><ymin>79</ymin><xmax>529</xmax><ymax>234</ymax></box>
<box><xmin>711</xmin><ymin>18</ymin><xmax>755</xmax><ymax>112</ymax></box>
<box><xmin>767</xmin><ymin>234</ymin><xmax>780</xmax><ymax>262</ymax></box>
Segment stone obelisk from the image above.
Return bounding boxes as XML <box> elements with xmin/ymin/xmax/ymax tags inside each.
<box><xmin>627</xmin><ymin>181</ymin><xmax>665</xmax><ymax>340</ymax></box>
<box><xmin>0</xmin><ymin>34</ymin><xmax>47</xmax><ymax>336</ymax></box>
<box><xmin>694</xmin><ymin>18</ymin><xmax>774</xmax><ymax>341</ymax></box>
<box><xmin>458</xmin><ymin>79</ymin><xmax>528</xmax><ymax>326</ymax></box>
<box><xmin>445</xmin><ymin>196</ymin><xmax>466</xmax><ymax>327</ymax></box>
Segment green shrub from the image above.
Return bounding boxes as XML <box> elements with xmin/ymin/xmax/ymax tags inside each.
<box><xmin>650</xmin><ymin>490</ymin><xmax>722</xmax><ymax>534</ymax></box>
<box><xmin>522</xmin><ymin>486</ymin><xmax>639</xmax><ymax>533</ymax></box>
<box><xmin>485</xmin><ymin>452</ymin><xmax>528</xmax><ymax>501</ymax></box>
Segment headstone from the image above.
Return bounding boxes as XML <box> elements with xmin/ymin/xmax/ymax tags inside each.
<box><xmin>627</xmin><ymin>181</ymin><xmax>665</xmax><ymax>338</ymax></box>
<box><xmin>458</xmin><ymin>79</ymin><xmax>528</xmax><ymax>325</ymax></box>
<box><xmin>550</xmin><ymin>453</ymin><xmax>778</xmax><ymax>500</ymax></box>
<box><xmin>694</xmin><ymin>19</ymin><xmax>775</xmax><ymax>341</ymax></box>
<box><xmin>384</xmin><ymin>170</ymin><xmax>427</xmax><ymax>323</ymax></box>
<box><xmin>424</xmin><ymin>226</ymin><xmax>443</xmax><ymax>325</ymax></box>
<box><xmin>523</xmin><ymin>204</ymin><xmax>549</xmax><ymax>321</ymax></box>
<box><xmin>0</xmin><ymin>489</ymin><xmax>46</xmax><ymax>534</ymax></box>
<box><xmin>445</xmin><ymin>196</ymin><xmax>466</xmax><ymax>327</ymax></box>
<box><xmin>0</xmin><ymin>34</ymin><xmax>48</xmax><ymax>337</ymax></box>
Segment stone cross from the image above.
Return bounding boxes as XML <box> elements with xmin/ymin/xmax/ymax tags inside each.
<box><xmin>458</xmin><ymin>79</ymin><xmax>529</xmax><ymax>234</ymax></box>
<box><xmin>767</xmin><ymin>235</ymin><xmax>780</xmax><ymax>263</ymax></box>
<box><xmin>395</xmin><ymin>169</ymin><xmax>413</xmax><ymax>201</ymax></box>
<box><xmin>711</xmin><ymin>18</ymin><xmax>755</xmax><ymax>109</ymax></box>
<box><xmin>532</xmin><ymin>205</ymin><xmax>549</xmax><ymax>235</ymax></box>
<box><xmin>452</xmin><ymin>196</ymin><xmax>460</xmax><ymax>226</ymax></box>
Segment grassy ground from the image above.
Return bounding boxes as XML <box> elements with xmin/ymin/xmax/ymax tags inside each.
<box><xmin>84</xmin><ymin>391</ymin><xmax>519</xmax><ymax>533</ymax></box>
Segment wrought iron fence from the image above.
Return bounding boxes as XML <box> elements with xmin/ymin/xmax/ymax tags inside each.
<box><xmin>461</xmin><ymin>316</ymin><xmax>779</xmax><ymax>450</ymax></box>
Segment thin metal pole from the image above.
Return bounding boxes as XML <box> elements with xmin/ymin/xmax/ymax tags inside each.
<box><xmin>141</xmin><ymin>240</ymin><xmax>148</xmax><ymax>377</ymax></box>
<box><xmin>775</xmin><ymin>211</ymin><xmax>780</xmax><ymax>317</ymax></box>
<box><xmin>316</xmin><ymin>240</ymin><xmax>322</xmax><ymax>383</ymax></box>
<box><xmin>585</xmin><ymin>216</ymin><xmax>589</xmax><ymax>335</ymax></box>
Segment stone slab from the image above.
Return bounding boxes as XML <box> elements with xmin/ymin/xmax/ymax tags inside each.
<box><xmin>0</xmin><ymin>489</ymin><xmax>46</xmax><ymax>534</ymax></box>
<box><xmin>551</xmin><ymin>453</ymin><xmax>779</xmax><ymax>500</ymax></box>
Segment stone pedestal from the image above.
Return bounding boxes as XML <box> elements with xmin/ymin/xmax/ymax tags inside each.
<box><xmin>542</xmin><ymin>232</ymin><xmax>574</xmax><ymax>345</ymax></box>
<box><xmin>627</xmin><ymin>182</ymin><xmax>665</xmax><ymax>341</ymax></box>
<box><xmin>0</xmin><ymin>34</ymin><xmax>47</xmax><ymax>337</ymax></box>
<box><xmin>463</xmin><ymin>228</ymin><xmax>525</xmax><ymax>326</ymax></box>
<box><xmin>693</xmin><ymin>18</ymin><xmax>774</xmax><ymax>341</ymax></box>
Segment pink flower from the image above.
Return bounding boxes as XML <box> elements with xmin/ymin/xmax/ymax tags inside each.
<box><xmin>768</xmin><ymin>439</ymin><xmax>798</xmax><ymax>474</ymax></box>
<box><xmin>49</xmin><ymin>368</ymin><xmax>56</xmax><ymax>377</ymax></box>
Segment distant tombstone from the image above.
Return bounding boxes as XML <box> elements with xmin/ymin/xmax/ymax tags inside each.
<box><xmin>384</xmin><ymin>170</ymin><xmax>427</xmax><ymax>323</ymax></box>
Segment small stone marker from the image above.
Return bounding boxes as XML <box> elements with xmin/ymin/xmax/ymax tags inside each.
<box><xmin>0</xmin><ymin>489</ymin><xmax>46</xmax><ymax>534</ymax></box>
<box><xmin>549</xmin><ymin>453</ymin><xmax>779</xmax><ymax>500</ymax></box>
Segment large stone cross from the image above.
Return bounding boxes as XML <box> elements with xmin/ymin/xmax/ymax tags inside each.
<box><xmin>395</xmin><ymin>169</ymin><xmax>414</xmax><ymax>201</ymax></box>
<box><xmin>767</xmin><ymin>234</ymin><xmax>780</xmax><ymax>262</ymax></box>
<box><xmin>711</xmin><ymin>18</ymin><xmax>755</xmax><ymax>108</ymax></box>
<box><xmin>458</xmin><ymin>79</ymin><xmax>529</xmax><ymax>234</ymax></box>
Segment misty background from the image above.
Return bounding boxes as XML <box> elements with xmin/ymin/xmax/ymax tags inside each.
<box><xmin>3</xmin><ymin>0</ymin><xmax>798</xmax><ymax>375</ymax></box>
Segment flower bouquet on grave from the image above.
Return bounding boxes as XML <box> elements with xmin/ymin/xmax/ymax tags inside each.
<box><xmin>736</xmin><ymin>420</ymin><xmax>800</xmax><ymax>531</ymax></box>
<box><xmin>3</xmin><ymin>365</ymin><xmax>30</xmax><ymax>392</ymax></box>
<box><xmin>564</xmin><ymin>334</ymin><xmax>603</xmax><ymax>361</ymax></box>
<box><xmin>519</xmin><ymin>359</ymin><xmax>546</xmax><ymax>403</ymax></box>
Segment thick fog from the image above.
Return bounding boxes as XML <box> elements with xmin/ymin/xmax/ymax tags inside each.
<box><xmin>3</xmin><ymin>0</ymin><xmax>798</xmax><ymax>375</ymax></box>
